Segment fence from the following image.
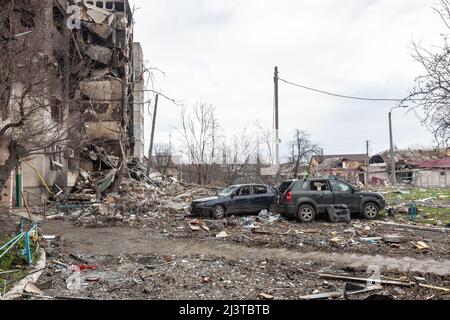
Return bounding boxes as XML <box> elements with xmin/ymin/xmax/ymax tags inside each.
<box><xmin>0</xmin><ymin>218</ymin><xmax>39</xmax><ymax>266</ymax></box>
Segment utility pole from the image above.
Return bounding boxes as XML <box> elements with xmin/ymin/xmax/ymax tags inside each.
<box><xmin>274</xmin><ymin>66</ymin><xmax>280</xmax><ymax>171</ymax></box>
<box><xmin>388</xmin><ymin>112</ymin><xmax>396</xmax><ymax>186</ymax></box>
<box><xmin>388</xmin><ymin>105</ymin><xmax>408</xmax><ymax>187</ymax></box>
<box><xmin>147</xmin><ymin>94</ymin><xmax>159</xmax><ymax>176</ymax></box>
<box><xmin>16</xmin><ymin>165</ymin><xmax>22</xmax><ymax>208</ymax></box>
<box><xmin>365</xmin><ymin>140</ymin><xmax>370</xmax><ymax>157</ymax></box>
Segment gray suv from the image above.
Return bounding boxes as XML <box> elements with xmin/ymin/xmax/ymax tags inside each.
<box><xmin>275</xmin><ymin>178</ymin><xmax>386</xmax><ymax>223</ymax></box>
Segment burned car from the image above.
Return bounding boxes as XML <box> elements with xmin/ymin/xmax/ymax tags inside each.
<box><xmin>190</xmin><ymin>184</ymin><xmax>276</xmax><ymax>219</ymax></box>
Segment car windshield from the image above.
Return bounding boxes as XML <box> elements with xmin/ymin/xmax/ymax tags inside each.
<box><xmin>218</xmin><ymin>186</ymin><xmax>238</xmax><ymax>197</ymax></box>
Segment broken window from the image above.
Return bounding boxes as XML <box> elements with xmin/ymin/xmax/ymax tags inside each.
<box><xmin>86</xmin><ymin>1</ymin><xmax>94</xmax><ymax>5</ymax></box>
<box><xmin>237</xmin><ymin>186</ymin><xmax>251</xmax><ymax>196</ymax></box>
<box><xmin>311</xmin><ymin>181</ymin><xmax>329</xmax><ymax>191</ymax></box>
<box><xmin>106</xmin><ymin>2</ymin><xmax>114</xmax><ymax>10</ymax></box>
<box><xmin>93</xmin><ymin>103</ymin><xmax>109</xmax><ymax>114</ymax></box>
<box><xmin>96</xmin><ymin>1</ymin><xmax>104</xmax><ymax>9</ymax></box>
<box><xmin>254</xmin><ymin>186</ymin><xmax>268</xmax><ymax>195</ymax></box>
<box><xmin>0</xmin><ymin>83</ymin><xmax>11</xmax><ymax>120</ymax></box>
<box><xmin>277</xmin><ymin>181</ymin><xmax>293</xmax><ymax>193</ymax></box>
<box><xmin>330</xmin><ymin>180</ymin><xmax>351</xmax><ymax>193</ymax></box>
<box><xmin>115</xmin><ymin>2</ymin><xmax>125</xmax><ymax>12</ymax></box>
<box><xmin>49</xmin><ymin>145</ymin><xmax>64</xmax><ymax>171</ymax></box>
<box><xmin>50</xmin><ymin>98</ymin><xmax>63</xmax><ymax>123</ymax></box>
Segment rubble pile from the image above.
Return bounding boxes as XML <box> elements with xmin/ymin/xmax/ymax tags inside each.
<box><xmin>66</xmin><ymin>176</ymin><xmax>215</xmax><ymax>228</ymax></box>
<box><xmin>60</xmin><ymin>153</ymin><xmax>212</xmax><ymax>227</ymax></box>
<box><xmin>34</xmin><ymin>249</ymin><xmax>450</xmax><ymax>300</ymax></box>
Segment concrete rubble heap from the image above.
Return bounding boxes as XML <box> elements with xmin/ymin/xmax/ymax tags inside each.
<box><xmin>53</xmin><ymin>144</ymin><xmax>215</xmax><ymax>228</ymax></box>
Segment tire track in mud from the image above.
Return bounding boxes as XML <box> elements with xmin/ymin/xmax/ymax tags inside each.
<box><xmin>44</xmin><ymin>221</ymin><xmax>450</xmax><ymax>276</ymax></box>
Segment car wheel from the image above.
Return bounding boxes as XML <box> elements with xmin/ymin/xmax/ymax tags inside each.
<box><xmin>297</xmin><ymin>204</ymin><xmax>316</xmax><ymax>223</ymax></box>
<box><xmin>363</xmin><ymin>202</ymin><xmax>379</xmax><ymax>220</ymax></box>
<box><xmin>212</xmin><ymin>205</ymin><xmax>226</xmax><ymax>219</ymax></box>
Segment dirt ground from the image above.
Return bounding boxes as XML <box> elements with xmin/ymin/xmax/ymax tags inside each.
<box><xmin>23</xmin><ymin>217</ymin><xmax>450</xmax><ymax>300</ymax></box>
<box><xmin>3</xmin><ymin>183</ymin><xmax>450</xmax><ymax>300</ymax></box>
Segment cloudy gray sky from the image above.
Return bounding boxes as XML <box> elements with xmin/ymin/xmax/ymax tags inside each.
<box><xmin>132</xmin><ymin>0</ymin><xmax>444</xmax><ymax>161</ymax></box>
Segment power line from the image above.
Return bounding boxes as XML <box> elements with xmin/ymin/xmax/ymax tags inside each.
<box><xmin>279</xmin><ymin>78</ymin><xmax>409</xmax><ymax>102</ymax></box>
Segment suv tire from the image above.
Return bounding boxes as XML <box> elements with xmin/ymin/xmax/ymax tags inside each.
<box><xmin>297</xmin><ymin>204</ymin><xmax>316</xmax><ymax>223</ymax></box>
<box><xmin>362</xmin><ymin>202</ymin><xmax>379</xmax><ymax>220</ymax></box>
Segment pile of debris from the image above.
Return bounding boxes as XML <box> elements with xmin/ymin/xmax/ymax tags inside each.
<box><xmin>48</xmin><ymin>144</ymin><xmax>215</xmax><ymax>228</ymax></box>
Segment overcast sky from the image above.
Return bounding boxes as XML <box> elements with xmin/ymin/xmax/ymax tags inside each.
<box><xmin>132</xmin><ymin>0</ymin><xmax>444</xmax><ymax>161</ymax></box>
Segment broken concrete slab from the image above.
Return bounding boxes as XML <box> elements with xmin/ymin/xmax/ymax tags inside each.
<box><xmin>383</xmin><ymin>235</ymin><xmax>406</xmax><ymax>244</ymax></box>
<box><xmin>82</xmin><ymin>44</ymin><xmax>112</xmax><ymax>65</ymax></box>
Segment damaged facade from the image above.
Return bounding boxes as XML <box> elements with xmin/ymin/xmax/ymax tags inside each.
<box><xmin>309</xmin><ymin>154</ymin><xmax>369</xmax><ymax>185</ymax></box>
<box><xmin>1</xmin><ymin>0</ymin><xmax>145</xmax><ymax>206</ymax></box>
<box><xmin>368</xmin><ymin>149</ymin><xmax>450</xmax><ymax>187</ymax></box>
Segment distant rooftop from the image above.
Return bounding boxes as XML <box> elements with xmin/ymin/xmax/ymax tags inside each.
<box><xmin>312</xmin><ymin>154</ymin><xmax>370</xmax><ymax>163</ymax></box>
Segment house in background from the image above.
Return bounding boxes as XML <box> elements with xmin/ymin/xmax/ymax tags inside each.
<box><xmin>368</xmin><ymin>149</ymin><xmax>450</xmax><ymax>187</ymax></box>
<box><xmin>309</xmin><ymin>154</ymin><xmax>370</xmax><ymax>185</ymax></box>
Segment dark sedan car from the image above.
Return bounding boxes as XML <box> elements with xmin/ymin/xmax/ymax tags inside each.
<box><xmin>190</xmin><ymin>184</ymin><xmax>276</xmax><ymax>219</ymax></box>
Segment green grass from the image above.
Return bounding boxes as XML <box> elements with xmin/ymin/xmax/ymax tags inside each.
<box><xmin>0</xmin><ymin>235</ymin><xmax>41</xmax><ymax>270</ymax></box>
<box><xmin>1</xmin><ymin>234</ymin><xmax>41</xmax><ymax>295</ymax></box>
<box><xmin>416</xmin><ymin>206</ymin><xmax>450</xmax><ymax>226</ymax></box>
<box><xmin>379</xmin><ymin>187</ymin><xmax>450</xmax><ymax>226</ymax></box>
<box><xmin>383</xmin><ymin>188</ymin><xmax>450</xmax><ymax>202</ymax></box>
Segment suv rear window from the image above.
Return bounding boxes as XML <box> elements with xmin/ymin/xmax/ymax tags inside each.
<box><xmin>291</xmin><ymin>180</ymin><xmax>307</xmax><ymax>192</ymax></box>
<box><xmin>278</xmin><ymin>181</ymin><xmax>293</xmax><ymax>194</ymax></box>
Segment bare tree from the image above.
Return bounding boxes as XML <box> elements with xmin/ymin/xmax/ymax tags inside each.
<box><xmin>179</xmin><ymin>102</ymin><xmax>219</xmax><ymax>185</ymax></box>
<box><xmin>221</xmin><ymin>129</ymin><xmax>256</xmax><ymax>185</ymax></box>
<box><xmin>405</xmin><ymin>0</ymin><xmax>450</xmax><ymax>149</ymax></box>
<box><xmin>0</xmin><ymin>1</ymin><xmax>83</xmax><ymax>193</ymax></box>
<box><xmin>254</xmin><ymin>120</ymin><xmax>275</xmax><ymax>165</ymax></box>
<box><xmin>153</xmin><ymin>143</ymin><xmax>172</xmax><ymax>175</ymax></box>
<box><xmin>289</xmin><ymin>130</ymin><xmax>321</xmax><ymax>178</ymax></box>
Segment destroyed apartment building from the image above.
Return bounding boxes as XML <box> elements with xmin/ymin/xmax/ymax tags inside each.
<box><xmin>1</xmin><ymin>0</ymin><xmax>145</xmax><ymax>207</ymax></box>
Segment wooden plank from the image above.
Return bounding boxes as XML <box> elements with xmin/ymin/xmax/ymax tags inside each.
<box><xmin>300</xmin><ymin>286</ymin><xmax>382</xmax><ymax>300</ymax></box>
<box><xmin>319</xmin><ymin>273</ymin><xmax>412</xmax><ymax>287</ymax></box>
<box><xmin>418</xmin><ymin>283</ymin><xmax>450</xmax><ymax>293</ymax></box>
<box><xmin>376</xmin><ymin>222</ymin><xmax>448</xmax><ymax>233</ymax></box>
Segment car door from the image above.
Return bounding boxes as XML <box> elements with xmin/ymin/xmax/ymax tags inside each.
<box><xmin>307</xmin><ymin>180</ymin><xmax>334</xmax><ymax>213</ymax></box>
<box><xmin>329</xmin><ymin>180</ymin><xmax>361</xmax><ymax>212</ymax></box>
<box><xmin>251</xmin><ymin>185</ymin><xmax>272</xmax><ymax>212</ymax></box>
<box><xmin>231</xmin><ymin>186</ymin><xmax>253</xmax><ymax>214</ymax></box>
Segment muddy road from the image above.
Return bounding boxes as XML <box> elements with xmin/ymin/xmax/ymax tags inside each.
<box><xmin>28</xmin><ymin>219</ymin><xmax>450</xmax><ymax>300</ymax></box>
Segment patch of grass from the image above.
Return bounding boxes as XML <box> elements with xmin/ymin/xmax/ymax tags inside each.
<box><xmin>0</xmin><ymin>234</ymin><xmax>40</xmax><ymax>270</ymax></box>
<box><xmin>1</xmin><ymin>233</ymin><xmax>41</xmax><ymax>295</ymax></box>
<box><xmin>383</xmin><ymin>188</ymin><xmax>450</xmax><ymax>202</ymax></box>
<box><xmin>389</xmin><ymin>206</ymin><xmax>450</xmax><ymax>226</ymax></box>
<box><xmin>418</xmin><ymin>206</ymin><xmax>450</xmax><ymax>225</ymax></box>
